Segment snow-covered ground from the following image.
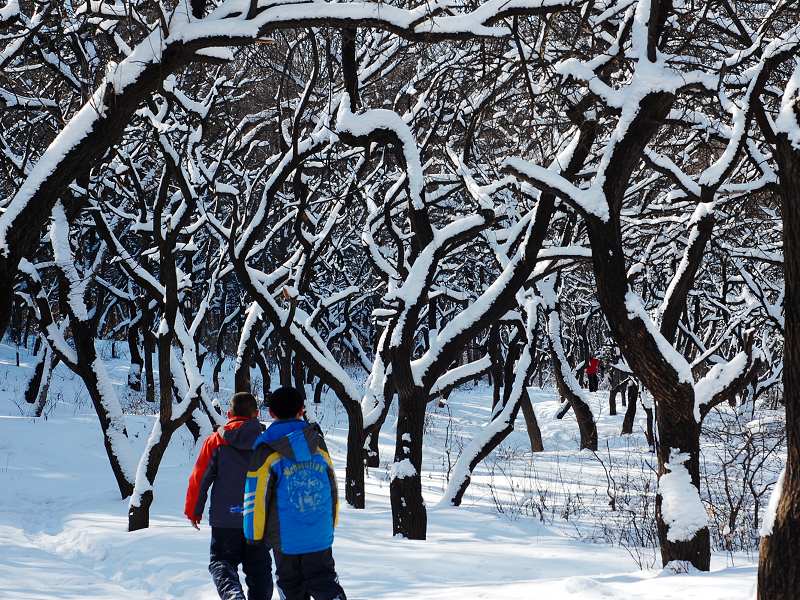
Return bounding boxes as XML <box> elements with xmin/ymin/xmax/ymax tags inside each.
<box><xmin>0</xmin><ymin>341</ymin><xmax>757</xmax><ymax>599</ymax></box>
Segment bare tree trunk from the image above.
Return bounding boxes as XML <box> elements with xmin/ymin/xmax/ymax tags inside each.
<box><xmin>280</xmin><ymin>345</ymin><xmax>292</xmax><ymax>387</ymax></box>
<box><xmin>313</xmin><ymin>378</ymin><xmax>324</xmax><ymax>404</ymax></box>
<box><xmin>254</xmin><ymin>349</ymin><xmax>271</xmax><ymax>402</ymax></box>
<box><xmin>364</xmin><ymin>373</ymin><xmax>394</xmax><ymax>468</ymax></box>
<box><xmin>621</xmin><ymin>382</ymin><xmax>638</xmax><ymax>435</ymax></box>
<box><xmin>24</xmin><ymin>263</ymin><xmax>136</xmax><ymax>499</ymax></box>
<box><xmin>488</xmin><ymin>324</ymin><xmax>503</xmax><ymax>411</ymax></box>
<box><xmin>520</xmin><ymin>392</ymin><xmax>544</xmax><ymax>452</ymax></box>
<box><xmin>32</xmin><ymin>358</ymin><xmax>55</xmax><ymax>418</ymax></box>
<box><xmin>364</xmin><ymin>401</ymin><xmax>391</xmax><ymax>468</ymax></box>
<box><xmin>127</xmin><ymin>316</ymin><xmax>143</xmax><ymax>391</ymax></box>
<box><xmin>542</xmin><ymin>278</ymin><xmax>598</xmax><ymax>451</ymax></box>
<box><xmin>390</xmin><ymin>390</ymin><xmax>427</xmax><ymax>539</ymax></box>
<box><xmin>25</xmin><ymin>344</ymin><xmax>58</xmax><ymax>417</ymax></box>
<box><xmin>141</xmin><ymin>304</ymin><xmax>156</xmax><ymax>403</ymax></box>
<box><xmin>128</xmin><ymin>489</ymin><xmax>154</xmax><ymax>532</ymax></box>
<box><xmin>293</xmin><ymin>356</ymin><xmax>306</xmax><ymax>399</ymax></box>
<box><xmin>129</xmin><ymin>327</ymin><xmax>200</xmax><ymax>530</ymax></box>
<box><xmin>550</xmin><ymin>348</ymin><xmax>597</xmax><ymax>450</ymax></box>
<box><xmin>644</xmin><ymin>403</ymin><xmax>655</xmax><ymax>449</ymax></box>
<box><xmin>73</xmin><ymin>324</ymin><xmax>136</xmax><ymax>499</ymax></box>
<box><xmin>758</xmin><ymin>135</ymin><xmax>800</xmax><ymax>600</ymax></box>
<box><xmin>24</xmin><ymin>343</ymin><xmax>50</xmax><ymax>404</ymax></box>
<box><xmin>608</xmin><ymin>365</ymin><xmax>622</xmax><ymax>416</ymax></box>
<box><xmin>212</xmin><ymin>353</ymin><xmax>224</xmax><ymax>393</ymax></box>
<box><xmin>654</xmin><ymin>390</ymin><xmax>710</xmax><ymax>570</ymax></box>
<box><xmin>343</xmin><ymin>404</ymin><xmax>366</xmax><ymax>509</ymax></box>
<box><xmin>608</xmin><ymin>385</ymin><xmax>618</xmax><ymax>416</ymax></box>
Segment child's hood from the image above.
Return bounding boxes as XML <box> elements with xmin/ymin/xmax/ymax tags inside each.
<box><xmin>252</xmin><ymin>419</ymin><xmax>321</xmax><ymax>463</ymax></box>
<box><xmin>219</xmin><ymin>417</ymin><xmax>263</xmax><ymax>450</ymax></box>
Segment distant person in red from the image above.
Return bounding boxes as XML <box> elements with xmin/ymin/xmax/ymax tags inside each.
<box><xmin>586</xmin><ymin>357</ymin><xmax>601</xmax><ymax>392</ymax></box>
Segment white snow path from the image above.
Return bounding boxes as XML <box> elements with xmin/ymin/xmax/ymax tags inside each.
<box><xmin>0</xmin><ymin>342</ymin><xmax>758</xmax><ymax>599</ymax></box>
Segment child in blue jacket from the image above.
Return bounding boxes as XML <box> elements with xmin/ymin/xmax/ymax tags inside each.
<box><xmin>244</xmin><ymin>386</ymin><xmax>346</xmax><ymax>600</ymax></box>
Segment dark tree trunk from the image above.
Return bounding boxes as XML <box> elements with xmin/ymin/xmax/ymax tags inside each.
<box><xmin>24</xmin><ymin>345</ymin><xmax>50</xmax><ymax>404</ymax></box>
<box><xmin>22</xmin><ymin>308</ymin><xmax>31</xmax><ymax>349</ymax></box>
<box><xmin>293</xmin><ymin>357</ymin><xmax>306</xmax><ymax>398</ymax></box>
<box><xmin>212</xmin><ymin>353</ymin><xmax>224</xmax><ymax>393</ymax></box>
<box><xmin>314</xmin><ymin>379</ymin><xmax>324</xmax><ymax>404</ymax></box>
<box><xmin>364</xmin><ymin>406</ymin><xmax>389</xmax><ymax>468</ymax></box>
<box><xmin>32</xmin><ymin>357</ymin><xmax>56</xmax><ymax>418</ymax></box>
<box><xmin>520</xmin><ymin>392</ymin><xmax>544</xmax><ymax>452</ymax></box>
<box><xmin>608</xmin><ymin>365</ymin><xmax>623</xmax><ymax>416</ymax></box>
<box><xmin>556</xmin><ymin>401</ymin><xmax>572</xmax><ymax>419</ymax></box>
<box><xmin>621</xmin><ymin>382</ymin><xmax>638</xmax><ymax>435</ymax></box>
<box><xmin>140</xmin><ymin>303</ymin><xmax>156</xmax><ymax>403</ymax></box>
<box><xmin>572</xmin><ymin>397</ymin><xmax>599</xmax><ymax>451</ymax></box>
<box><xmin>608</xmin><ymin>385</ymin><xmax>618</xmax><ymax>416</ymax></box>
<box><xmin>654</xmin><ymin>389</ymin><xmax>710</xmax><ymax>570</ymax></box>
<box><xmin>128</xmin><ymin>490</ymin><xmax>153</xmax><ymax>532</ymax></box>
<box><xmin>280</xmin><ymin>346</ymin><xmax>292</xmax><ymax>387</ymax></box>
<box><xmin>127</xmin><ymin>318</ymin><xmax>143</xmax><ymax>391</ymax></box>
<box><xmin>576</xmin><ymin>88</ymin><xmax>712</xmax><ymax>571</ymax></box>
<box><xmin>26</xmin><ymin>346</ymin><xmax>58</xmax><ymax>417</ymax></box>
<box><xmin>254</xmin><ymin>349</ymin><xmax>271</xmax><ymax>402</ymax></box>
<box><xmin>343</xmin><ymin>404</ymin><xmax>366</xmax><ymax>509</ymax></box>
<box><xmin>390</xmin><ymin>392</ymin><xmax>427</xmax><ymax>539</ymax></box>
<box><xmin>126</xmin><ymin>399</ymin><xmax>192</xmax><ymax>532</ymax></box>
<box><xmin>364</xmin><ymin>375</ymin><xmax>394</xmax><ymax>468</ymax></box>
<box><xmin>73</xmin><ymin>325</ymin><xmax>136</xmax><ymax>499</ymax></box>
<box><xmin>644</xmin><ymin>403</ymin><xmax>655</xmax><ymax>449</ymax></box>
<box><xmin>551</xmin><ymin>353</ymin><xmax>598</xmax><ymax>451</ymax></box>
<box><xmin>543</xmin><ymin>286</ymin><xmax>598</xmax><ymax>451</ymax></box>
<box><xmin>488</xmin><ymin>324</ymin><xmax>503</xmax><ymax>411</ymax></box>
<box><xmin>128</xmin><ymin>329</ymin><xmax>196</xmax><ymax>530</ymax></box>
<box><xmin>758</xmin><ymin>136</ymin><xmax>800</xmax><ymax>600</ymax></box>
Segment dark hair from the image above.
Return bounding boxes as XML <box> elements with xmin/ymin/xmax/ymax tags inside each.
<box><xmin>268</xmin><ymin>386</ymin><xmax>304</xmax><ymax>419</ymax></box>
<box><xmin>230</xmin><ymin>392</ymin><xmax>258</xmax><ymax>417</ymax></box>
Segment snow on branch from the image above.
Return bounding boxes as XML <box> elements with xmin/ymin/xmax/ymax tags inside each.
<box><xmin>50</xmin><ymin>202</ymin><xmax>89</xmax><ymax>322</ymax></box>
<box><xmin>694</xmin><ymin>352</ymin><xmax>748</xmax><ymax>414</ymax></box>
<box><xmin>624</xmin><ymin>291</ymin><xmax>693</xmax><ymax>385</ymax></box>
<box><xmin>503</xmin><ymin>157</ymin><xmax>608</xmax><ymax>220</ymax></box>
<box><xmin>775</xmin><ymin>61</ymin><xmax>800</xmax><ymax>150</ymax></box>
<box><xmin>336</xmin><ymin>95</ymin><xmax>425</xmax><ymax>210</ymax></box>
<box><xmin>430</xmin><ymin>355</ymin><xmax>492</xmax><ymax>397</ymax></box>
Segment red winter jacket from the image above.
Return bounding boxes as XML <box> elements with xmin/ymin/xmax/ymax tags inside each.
<box><xmin>184</xmin><ymin>416</ymin><xmax>264</xmax><ymax>527</ymax></box>
<box><xmin>586</xmin><ymin>357</ymin><xmax>600</xmax><ymax>376</ymax></box>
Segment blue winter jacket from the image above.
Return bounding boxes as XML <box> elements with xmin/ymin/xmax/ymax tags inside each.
<box><xmin>243</xmin><ymin>420</ymin><xmax>338</xmax><ymax>554</ymax></box>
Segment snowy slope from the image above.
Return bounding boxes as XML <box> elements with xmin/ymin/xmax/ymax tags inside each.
<box><xmin>0</xmin><ymin>341</ymin><xmax>757</xmax><ymax>599</ymax></box>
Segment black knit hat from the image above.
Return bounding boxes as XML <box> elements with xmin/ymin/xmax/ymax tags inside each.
<box><xmin>268</xmin><ymin>386</ymin><xmax>304</xmax><ymax>419</ymax></box>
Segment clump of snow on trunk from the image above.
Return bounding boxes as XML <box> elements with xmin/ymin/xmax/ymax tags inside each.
<box><xmin>659</xmin><ymin>451</ymin><xmax>708</xmax><ymax>542</ymax></box>
<box><xmin>390</xmin><ymin>458</ymin><xmax>417</xmax><ymax>480</ymax></box>
<box><xmin>760</xmin><ymin>464</ymin><xmax>786</xmax><ymax>537</ymax></box>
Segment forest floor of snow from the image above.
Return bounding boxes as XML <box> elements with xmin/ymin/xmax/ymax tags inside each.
<box><xmin>0</xmin><ymin>341</ymin><xmax>758</xmax><ymax>599</ymax></box>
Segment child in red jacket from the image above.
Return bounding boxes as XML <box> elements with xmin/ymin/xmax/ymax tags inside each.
<box><xmin>185</xmin><ymin>392</ymin><xmax>270</xmax><ymax>600</ymax></box>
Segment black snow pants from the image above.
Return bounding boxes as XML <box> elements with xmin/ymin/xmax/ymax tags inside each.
<box><xmin>274</xmin><ymin>547</ymin><xmax>347</xmax><ymax>600</ymax></box>
<box><xmin>588</xmin><ymin>373</ymin><xmax>598</xmax><ymax>392</ymax></box>
<box><xmin>209</xmin><ymin>527</ymin><xmax>272</xmax><ymax>600</ymax></box>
